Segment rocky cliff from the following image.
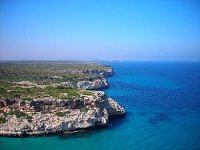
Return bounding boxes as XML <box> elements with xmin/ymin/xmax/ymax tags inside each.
<box><xmin>0</xmin><ymin>91</ymin><xmax>125</xmax><ymax>137</ymax></box>
<box><xmin>83</xmin><ymin>67</ymin><xmax>114</xmax><ymax>77</ymax></box>
<box><xmin>76</xmin><ymin>78</ymin><xmax>108</xmax><ymax>90</ymax></box>
<box><xmin>58</xmin><ymin>78</ymin><xmax>109</xmax><ymax>90</ymax></box>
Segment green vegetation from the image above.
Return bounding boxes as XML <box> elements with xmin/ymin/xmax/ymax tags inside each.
<box><xmin>55</xmin><ymin>111</ymin><xmax>68</xmax><ymax>117</ymax></box>
<box><xmin>0</xmin><ymin>87</ymin><xmax>7</xmax><ymax>97</ymax></box>
<box><xmin>0</xmin><ymin>81</ymin><xmax>14</xmax><ymax>89</ymax></box>
<box><xmin>80</xmin><ymin>90</ymin><xmax>94</xmax><ymax>95</ymax></box>
<box><xmin>80</xmin><ymin>107</ymin><xmax>90</xmax><ymax>112</ymax></box>
<box><xmin>8</xmin><ymin>110</ymin><xmax>33</xmax><ymax>122</ymax></box>
<box><xmin>0</xmin><ymin>62</ymin><xmax>102</xmax><ymax>101</ymax></box>
<box><xmin>0</xmin><ymin>110</ymin><xmax>33</xmax><ymax>123</ymax></box>
<box><xmin>44</xmin><ymin>86</ymin><xmax>81</xmax><ymax>99</ymax></box>
<box><xmin>0</xmin><ymin>81</ymin><xmax>89</xmax><ymax>100</ymax></box>
<box><xmin>0</xmin><ymin>116</ymin><xmax>6</xmax><ymax>124</ymax></box>
<box><xmin>0</xmin><ymin>63</ymin><xmax>111</xmax><ymax>84</ymax></box>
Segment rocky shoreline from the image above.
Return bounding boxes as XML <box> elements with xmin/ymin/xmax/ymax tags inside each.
<box><xmin>0</xmin><ymin>91</ymin><xmax>125</xmax><ymax>137</ymax></box>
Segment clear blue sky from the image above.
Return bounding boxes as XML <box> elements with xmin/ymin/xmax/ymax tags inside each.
<box><xmin>0</xmin><ymin>0</ymin><xmax>200</xmax><ymax>61</ymax></box>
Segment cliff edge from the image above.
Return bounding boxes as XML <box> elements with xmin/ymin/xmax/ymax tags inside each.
<box><xmin>0</xmin><ymin>91</ymin><xmax>125</xmax><ymax>137</ymax></box>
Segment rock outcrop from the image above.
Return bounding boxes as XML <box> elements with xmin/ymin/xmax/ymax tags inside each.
<box><xmin>0</xmin><ymin>91</ymin><xmax>125</xmax><ymax>137</ymax></box>
<box><xmin>83</xmin><ymin>67</ymin><xmax>114</xmax><ymax>77</ymax></box>
<box><xmin>76</xmin><ymin>78</ymin><xmax>108</xmax><ymax>90</ymax></box>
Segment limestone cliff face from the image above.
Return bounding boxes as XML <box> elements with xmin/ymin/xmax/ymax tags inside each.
<box><xmin>50</xmin><ymin>78</ymin><xmax>109</xmax><ymax>90</ymax></box>
<box><xmin>0</xmin><ymin>91</ymin><xmax>125</xmax><ymax>137</ymax></box>
<box><xmin>76</xmin><ymin>78</ymin><xmax>108</xmax><ymax>90</ymax></box>
<box><xmin>75</xmin><ymin>67</ymin><xmax>113</xmax><ymax>90</ymax></box>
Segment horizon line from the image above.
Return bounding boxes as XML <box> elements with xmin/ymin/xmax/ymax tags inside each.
<box><xmin>0</xmin><ymin>59</ymin><xmax>200</xmax><ymax>63</ymax></box>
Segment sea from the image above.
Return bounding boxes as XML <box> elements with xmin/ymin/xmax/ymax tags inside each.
<box><xmin>0</xmin><ymin>62</ymin><xmax>200</xmax><ymax>150</ymax></box>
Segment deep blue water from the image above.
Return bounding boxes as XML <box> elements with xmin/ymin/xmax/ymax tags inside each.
<box><xmin>1</xmin><ymin>62</ymin><xmax>200</xmax><ymax>150</ymax></box>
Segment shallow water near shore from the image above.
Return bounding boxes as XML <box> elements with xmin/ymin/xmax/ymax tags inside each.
<box><xmin>1</xmin><ymin>62</ymin><xmax>200</xmax><ymax>150</ymax></box>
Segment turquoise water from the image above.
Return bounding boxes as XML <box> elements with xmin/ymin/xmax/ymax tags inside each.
<box><xmin>1</xmin><ymin>62</ymin><xmax>200</xmax><ymax>150</ymax></box>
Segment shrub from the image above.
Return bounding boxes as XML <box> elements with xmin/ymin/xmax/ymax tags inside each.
<box><xmin>8</xmin><ymin>110</ymin><xmax>33</xmax><ymax>122</ymax></box>
<box><xmin>55</xmin><ymin>111</ymin><xmax>67</xmax><ymax>117</ymax></box>
<box><xmin>9</xmin><ymin>91</ymin><xmax>22</xmax><ymax>98</ymax></box>
<box><xmin>81</xmin><ymin>90</ymin><xmax>93</xmax><ymax>95</ymax></box>
<box><xmin>80</xmin><ymin>107</ymin><xmax>89</xmax><ymax>112</ymax></box>
<box><xmin>0</xmin><ymin>87</ymin><xmax>6</xmax><ymax>93</ymax></box>
<box><xmin>57</xmin><ymin>85</ymin><xmax>66</xmax><ymax>89</ymax></box>
<box><xmin>0</xmin><ymin>87</ymin><xmax>7</xmax><ymax>97</ymax></box>
<box><xmin>0</xmin><ymin>117</ymin><xmax>6</xmax><ymax>124</ymax></box>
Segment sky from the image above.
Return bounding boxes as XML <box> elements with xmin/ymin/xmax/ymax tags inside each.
<box><xmin>0</xmin><ymin>0</ymin><xmax>200</xmax><ymax>61</ymax></box>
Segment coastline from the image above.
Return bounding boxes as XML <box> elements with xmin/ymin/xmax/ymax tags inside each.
<box><xmin>0</xmin><ymin>63</ymin><xmax>125</xmax><ymax>137</ymax></box>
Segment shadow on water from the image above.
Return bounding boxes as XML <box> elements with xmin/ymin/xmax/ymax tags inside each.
<box><xmin>110</xmin><ymin>111</ymin><xmax>132</xmax><ymax>128</ymax></box>
<box><xmin>57</xmin><ymin>127</ymin><xmax>113</xmax><ymax>140</ymax></box>
<box><xmin>138</xmin><ymin>109</ymin><xmax>190</xmax><ymax>125</ymax></box>
<box><xmin>138</xmin><ymin>111</ymin><xmax>150</xmax><ymax>116</ymax></box>
<box><xmin>57</xmin><ymin>130</ymin><xmax>94</xmax><ymax>140</ymax></box>
<box><xmin>148</xmin><ymin>112</ymin><xmax>172</xmax><ymax>125</ymax></box>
